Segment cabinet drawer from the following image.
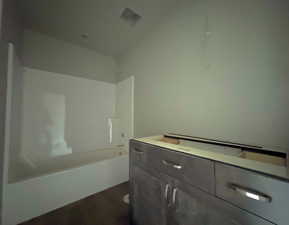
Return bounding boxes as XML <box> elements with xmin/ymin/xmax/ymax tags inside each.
<box><xmin>149</xmin><ymin>147</ymin><xmax>215</xmax><ymax>194</ymax></box>
<box><xmin>216</xmin><ymin>163</ymin><xmax>289</xmax><ymax>225</ymax></box>
<box><xmin>210</xmin><ymin>193</ymin><xmax>274</xmax><ymax>225</ymax></box>
<box><xmin>130</xmin><ymin>140</ymin><xmax>152</xmax><ymax>167</ymax></box>
<box><xmin>174</xmin><ymin>179</ymin><xmax>274</xmax><ymax>225</ymax></box>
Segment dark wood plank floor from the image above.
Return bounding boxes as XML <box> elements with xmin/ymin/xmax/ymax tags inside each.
<box><xmin>19</xmin><ymin>182</ymin><xmax>130</xmax><ymax>225</ymax></box>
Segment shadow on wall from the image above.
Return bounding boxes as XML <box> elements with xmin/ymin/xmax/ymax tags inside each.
<box><xmin>20</xmin><ymin>92</ymin><xmax>72</xmax><ymax>168</ymax></box>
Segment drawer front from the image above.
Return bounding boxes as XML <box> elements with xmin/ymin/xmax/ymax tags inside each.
<box><xmin>210</xmin><ymin>193</ymin><xmax>274</xmax><ymax>225</ymax></box>
<box><xmin>130</xmin><ymin>140</ymin><xmax>152</xmax><ymax>167</ymax></box>
<box><xmin>149</xmin><ymin>147</ymin><xmax>215</xmax><ymax>194</ymax></box>
<box><xmin>174</xmin><ymin>179</ymin><xmax>274</xmax><ymax>225</ymax></box>
<box><xmin>216</xmin><ymin>163</ymin><xmax>289</xmax><ymax>225</ymax></box>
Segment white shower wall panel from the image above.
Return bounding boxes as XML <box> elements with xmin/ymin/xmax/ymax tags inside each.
<box><xmin>21</xmin><ymin>68</ymin><xmax>116</xmax><ymax>161</ymax></box>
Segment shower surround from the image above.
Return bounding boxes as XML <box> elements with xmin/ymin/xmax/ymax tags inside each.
<box><xmin>3</xmin><ymin>45</ymin><xmax>134</xmax><ymax>225</ymax></box>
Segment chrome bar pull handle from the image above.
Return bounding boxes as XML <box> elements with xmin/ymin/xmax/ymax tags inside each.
<box><xmin>133</xmin><ymin>148</ymin><xmax>144</xmax><ymax>154</ymax></box>
<box><xmin>165</xmin><ymin>184</ymin><xmax>172</xmax><ymax>207</ymax></box>
<box><xmin>172</xmin><ymin>188</ymin><xmax>178</xmax><ymax>205</ymax></box>
<box><xmin>162</xmin><ymin>160</ymin><xmax>182</xmax><ymax>170</ymax></box>
<box><xmin>229</xmin><ymin>183</ymin><xmax>271</xmax><ymax>203</ymax></box>
<box><xmin>165</xmin><ymin>184</ymin><xmax>170</xmax><ymax>201</ymax></box>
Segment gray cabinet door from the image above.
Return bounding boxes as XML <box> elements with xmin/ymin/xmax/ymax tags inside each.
<box><xmin>167</xmin><ymin>180</ymin><xmax>209</xmax><ymax>225</ymax></box>
<box><xmin>130</xmin><ymin>166</ymin><xmax>166</xmax><ymax>225</ymax></box>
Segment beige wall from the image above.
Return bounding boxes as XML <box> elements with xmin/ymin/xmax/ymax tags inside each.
<box><xmin>23</xmin><ymin>30</ymin><xmax>117</xmax><ymax>83</ymax></box>
<box><xmin>118</xmin><ymin>0</ymin><xmax>289</xmax><ymax>150</ymax></box>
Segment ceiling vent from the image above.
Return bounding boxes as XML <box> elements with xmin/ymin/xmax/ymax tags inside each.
<box><xmin>120</xmin><ymin>8</ymin><xmax>142</xmax><ymax>26</ymax></box>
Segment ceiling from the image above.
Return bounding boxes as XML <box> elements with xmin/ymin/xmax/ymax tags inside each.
<box><xmin>20</xmin><ymin>0</ymin><xmax>179</xmax><ymax>58</ymax></box>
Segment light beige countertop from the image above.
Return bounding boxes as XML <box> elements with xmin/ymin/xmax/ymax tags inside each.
<box><xmin>134</xmin><ymin>135</ymin><xmax>289</xmax><ymax>182</ymax></box>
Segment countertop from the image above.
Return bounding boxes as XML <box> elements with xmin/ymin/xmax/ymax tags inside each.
<box><xmin>133</xmin><ymin>136</ymin><xmax>289</xmax><ymax>182</ymax></box>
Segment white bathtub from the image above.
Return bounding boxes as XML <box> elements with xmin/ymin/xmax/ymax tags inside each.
<box><xmin>2</xmin><ymin>148</ymin><xmax>129</xmax><ymax>225</ymax></box>
<box><xmin>9</xmin><ymin>147</ymin><xmax>128</xmax><ymax>183</ymax></box>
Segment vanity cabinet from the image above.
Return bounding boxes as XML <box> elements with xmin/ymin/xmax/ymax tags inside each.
<box><xmin>130</xmin><ymin>140</ymin><xmax>276</xmax><ymax>225</ymax></box>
